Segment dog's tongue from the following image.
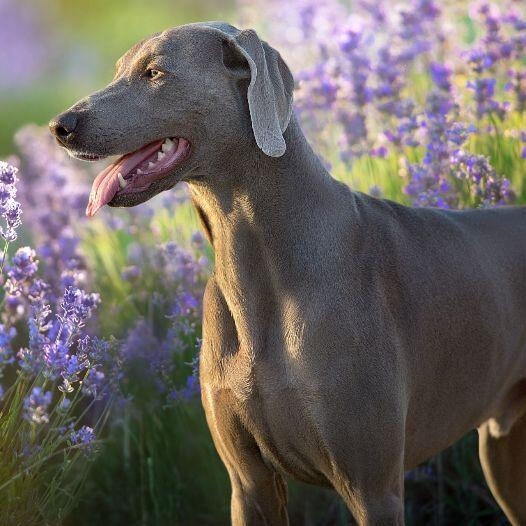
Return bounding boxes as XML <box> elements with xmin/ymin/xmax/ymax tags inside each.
<box><xmin>86</xmin><ymin>140</ymin><xmax>163</xmax><ymax>217</ymax></box>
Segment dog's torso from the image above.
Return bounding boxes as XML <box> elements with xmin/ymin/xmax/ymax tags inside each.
<box><xmin>200</xmin><ymin>186</ymin><xmax>526</xmax><ymax>484</ymax></box>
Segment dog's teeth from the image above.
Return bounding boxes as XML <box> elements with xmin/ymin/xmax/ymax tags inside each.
<box><xmin>157</xmin><ymin>151</ymin><xmax>166</xmax><ymax>161</ymax></box>
<box><xmin>161</xmin><ymin>138</ymin><xmax>175</xmax><ymax>153</ymax></box>
<box><xmin>117</xmin><ymin>172</ymin><xmax>127</xmax><ymax>189</ymax></box>
<box><xmin>148</xmin><ymin>161</ymin><xmax>155</xmax><ymax>169</ymax></box>
<box><xmin>137</xmin><ymin>169</ymin><xmax>144</xmax><ymax>174</ymax></box>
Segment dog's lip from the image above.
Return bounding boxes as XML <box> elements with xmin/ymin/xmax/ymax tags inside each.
<box><xmin>71</xmin><ymin>151</ymin><xmax>105</xmax><ymax>162</ymax></box>
<box><xmin>86</xmin><ymin>137</ymin><xmax>192</xmax><ymax>217</ymax></box>
<box><xmin>55</xmin><ymin>138</ymin><xmax>104</xmax><ymax>161</ymax></box>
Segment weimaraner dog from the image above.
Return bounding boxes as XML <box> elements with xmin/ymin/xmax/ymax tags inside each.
<box><xmin>49</xmin><ymin>21</ymin><xmax>526</xmax><ymax>526</ymax></box>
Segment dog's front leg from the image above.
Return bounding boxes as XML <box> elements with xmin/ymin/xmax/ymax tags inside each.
<box><xmin>331</xmin><ymin>458</ymin><xmax>405</xmax><ymax>525</ymax></box>
<box><xmin>318</xmin><ymin>390</ymin><xmax>406</xmax><ymax>525</ymax></box>
<box><xmin>200</xmin><ymin>278</ymin><xmax>288</xmax><ymax>525</ymax></box>
<box><xmin>202</xmin><ymin>386</ymin><xmax>289</xmax><ymax>526</ymax></box>
<box><xmin>230</xmin><ymin>464</ymin><xmax>288</xmax><ymax>526</ymax></box>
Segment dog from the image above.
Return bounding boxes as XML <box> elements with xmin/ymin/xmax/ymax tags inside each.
<box><xmin>50</xmin><ymin>22</ymin><xmax>526</xmax><ymax>525</ymax></box>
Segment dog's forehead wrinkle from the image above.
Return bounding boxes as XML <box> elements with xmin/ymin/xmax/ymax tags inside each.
<box><xmin>157</xmin><ymin>22</ymin><xmax>240</xmax><ymax>50</ymax></box>
<box><xmin>116</xmin><ymin>32</ymin><xmax>164</xmax><ymax>73</ymax></box>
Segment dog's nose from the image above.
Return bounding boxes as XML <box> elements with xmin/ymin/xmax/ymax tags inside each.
<box><xmin>49</xmin><ymin>112</ymin><xmax>78</xmax><ymax>142</ymax></box>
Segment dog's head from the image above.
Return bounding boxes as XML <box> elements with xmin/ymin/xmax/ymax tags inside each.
<box><xmin>49</xmin><ymin>22</ymin><xmax>294</xmax><ymax>216</ymax></box>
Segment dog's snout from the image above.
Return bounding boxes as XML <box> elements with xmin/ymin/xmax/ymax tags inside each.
<box><xmin>49</xmin><ymin>112</ymin><xmax>79</xmax><ymax>142</ymax></box>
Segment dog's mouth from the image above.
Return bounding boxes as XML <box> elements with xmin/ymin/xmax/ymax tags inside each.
<box><xmin>85</xmin><ymin>137</ymin><xmax>191</xmax><ymax>217</ymax></box>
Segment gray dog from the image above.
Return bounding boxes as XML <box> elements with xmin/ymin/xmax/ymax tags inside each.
<box><xmin>49</xmin><ymin>22</ymin><xmax>526</xmax><ymax>526</ymax></box>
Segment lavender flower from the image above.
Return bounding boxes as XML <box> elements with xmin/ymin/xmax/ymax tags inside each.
<box><xmin>296</xmin><ymin>62</ymin><xmax>339</xmax><ymax>115</ymax></box>
<box><xmin>0</xmin><ymin>164</ymin><xmax>16</xmax><ymax>185</ymax></box>
<box><xmin>59</xmin><ymin>287</ymin><xmax>100</xmax><ymax>332</ymax></box>
<box><xmin>82</xmin><ymin>368</ymin><xmax>106</xmax><ymax>398</ymax></box>
<box><xmin>121</xmin><ymin>265</ymin><xmax>141</xmax><ymax>282</ymax></box>
<box><xmin>168</xmin><ymin>374</ymin><xmax>200</xmax><ymax>402</ymax></box>
<box><xmin>190</xmin><ymin>230</ymin><xmax>205</xmax><ymax>247</ymax></box>
<box><xmin>14</xmin><ymin>126</ymin><xmax>91</xmax><ymax>299</ymax></box>
<box><xmin>467</xmin><ymin>78</ymin><xmax>509</xmax><ymax>120</ymax></box>
<box><xmin>168</xmin><ymin>353</ymin><xmax>201</xmax><ymax>402</ymax></box>
<box><xmin>77</xmin><ymin>335</ymin><xmax>113</xmax><ymax>363</ymax></box>
<box><xmin>369</xmin><ymin>185</ymin><xmax>383</xmax><ymax>198</ymax></box>
<box><xmin>8</xmin><ymin>247</ymin><xmax>38</xmax><ymax>282</ymax></box>
<box><xmin>505</xmin><ymin>68</ymin><xmax>526</xmax><ymax>112</ymax></box>
<box><xmin>0</xmin><ymin>325</ymin><xmax>16</xmax><ymax>370</ymax></box>
<box><xmin>396</xmin><ymin>0</ymin><xmax>440</xmax><ymax>62</ymax></box>
<box><xmin>465</xmin><ymin>48</ymin><xmax>495</xmax><ymax>74</ymax></box>
<box><xmin>69</xmin><ymin>425</ymin><xmax>96</xmax><ymax>454</ymax></box>
<box><xmin>0</xmin><ymin>162</ymin><xmax>21</xmax><ymax>244</ymax></box>
<box><xmin>404</xmin><ymin>62</ymin><xmax>461</xmax><ymax>208</ymax></box>
<box><xmin>23</xmin><ymin>387</ymin><xmax>52</xmax><ymax>425</ymax></box>
<box><xmin>57</xmin><ymin>397</ymin><xmax>72</xmax><ymax>413</ymax></box>
<box><xmin>430</xmin><ymin>63</ymin><xmax>452</xmax><ymax>92</ymax></box>
<box><xmin>453</xmin><ymin>150</ymin><xmax>513</xmax><ymax>206</ymax></box>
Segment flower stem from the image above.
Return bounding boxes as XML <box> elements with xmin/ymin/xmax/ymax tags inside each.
<box><xmin>0</xmin><ymin>240</ymin><xmax>9</xmax><ymax>275</ymax></box>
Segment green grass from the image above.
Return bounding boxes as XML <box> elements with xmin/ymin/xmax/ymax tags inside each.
<box><xmin>0</xmin><ymin>371</ymin><xmax>111</xmax><ymax>526</ymax></box>
<box><xmin>69</xmin><ymin>400</ymin><xmax>231</xmax><ymax>526</ymax></box>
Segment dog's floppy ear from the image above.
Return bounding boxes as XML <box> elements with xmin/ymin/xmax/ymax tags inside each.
<box><xmin>222</xmin><ymin>29</ymin><xmax>294</xmax><ymax>157</ymax></box>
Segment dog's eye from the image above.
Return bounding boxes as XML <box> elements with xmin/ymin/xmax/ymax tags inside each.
<box><xmin>146</xmin><ymin>69</ymin><xmax>162</xmax><ymax>80</ymax></box>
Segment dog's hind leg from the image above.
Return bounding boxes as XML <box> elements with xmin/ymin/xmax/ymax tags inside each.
<box><xmin>479</xmin><ymin>409</ymin><xmax>526</xmax><ymax>526</ymax></box>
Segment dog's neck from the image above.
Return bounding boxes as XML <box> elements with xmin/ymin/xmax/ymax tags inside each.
<box><xmin>188</xmin><ymin>114</ymin><xmax>352</xmax><ymax>348</ymax></box>
<box><xmin>188</xmin><ymin>113</ymin><xmax>345</xmax><ymax>273</ymax></box>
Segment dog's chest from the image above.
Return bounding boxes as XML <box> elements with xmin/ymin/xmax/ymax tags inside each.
<box><xmin>202</xmin><ymin>349</ymin><xmax>330</xmax><ymax>485</ymax></box>
<box><xmin>200</xmin><ymin>277</ymin><xmax>332</xmax><ymax>484</ymax></box>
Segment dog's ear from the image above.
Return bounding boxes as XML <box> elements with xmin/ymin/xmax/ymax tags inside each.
<box><xmin>222</xmin><ymin>29</ymin><xmax>294</xmax><ymax>157</ymax></box>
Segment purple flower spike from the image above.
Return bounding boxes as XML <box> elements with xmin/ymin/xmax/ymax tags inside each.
<box><xmin>70</xmin><ymin>425</ymin><xmax>96</xmax><ymax>454</ymax></box>
<box><xmin>430</xmin><ymin>63</ymin><xmax>452</xmax><ymax>92</ymax></box>
<box><xmin>60</xmin><ymin>286</ymin><xmax>100</xmax><ymax>330</ymax></box>
<box><xmin>0</xmin><ymin>325</ymin><xmax>16</xmax><ymax>369</ymax></box>
<box><xmin>0</xmin><ymin>161</ymin><xmax>21</xmax><ymax>243</ymax></box>
<box><xmin>9</xmin><ymin>247</ymin><xmax>38</xmax><ymax>282</ymax></box>
<box><xmin>23</xmin><ymin>387</ymin><xmax>52</xmax><ymax>424</ymax></box>
<box><xmin>121</xmin><ymin>265</ymin><xmax>141</xmax><ymax>282</ymax></box>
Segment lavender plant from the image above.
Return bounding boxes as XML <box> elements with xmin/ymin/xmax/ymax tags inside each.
<box><xmin>9</xmin><ymin>129</ymin><xmax>210</xmax><ymax>523</ymax></box>
<box><xmin>13</xmin><ymin>126</ymin><xmax>206</xmax><ymax>407</ymax></box>
<box><xmin>240</xmin><ymin>0</ymin><xmax>525</xmax><ymax>209</ymax></box>
<box><xmin>0</xmin><ymin>161</ymin><xmax>115</xmax><ymax>525</ymax></box>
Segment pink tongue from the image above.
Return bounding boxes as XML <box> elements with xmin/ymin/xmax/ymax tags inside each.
<box><xmin>86</xmin><ymin>140</ymin><xmax>163</xmax><ymax>217</ymax></box>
